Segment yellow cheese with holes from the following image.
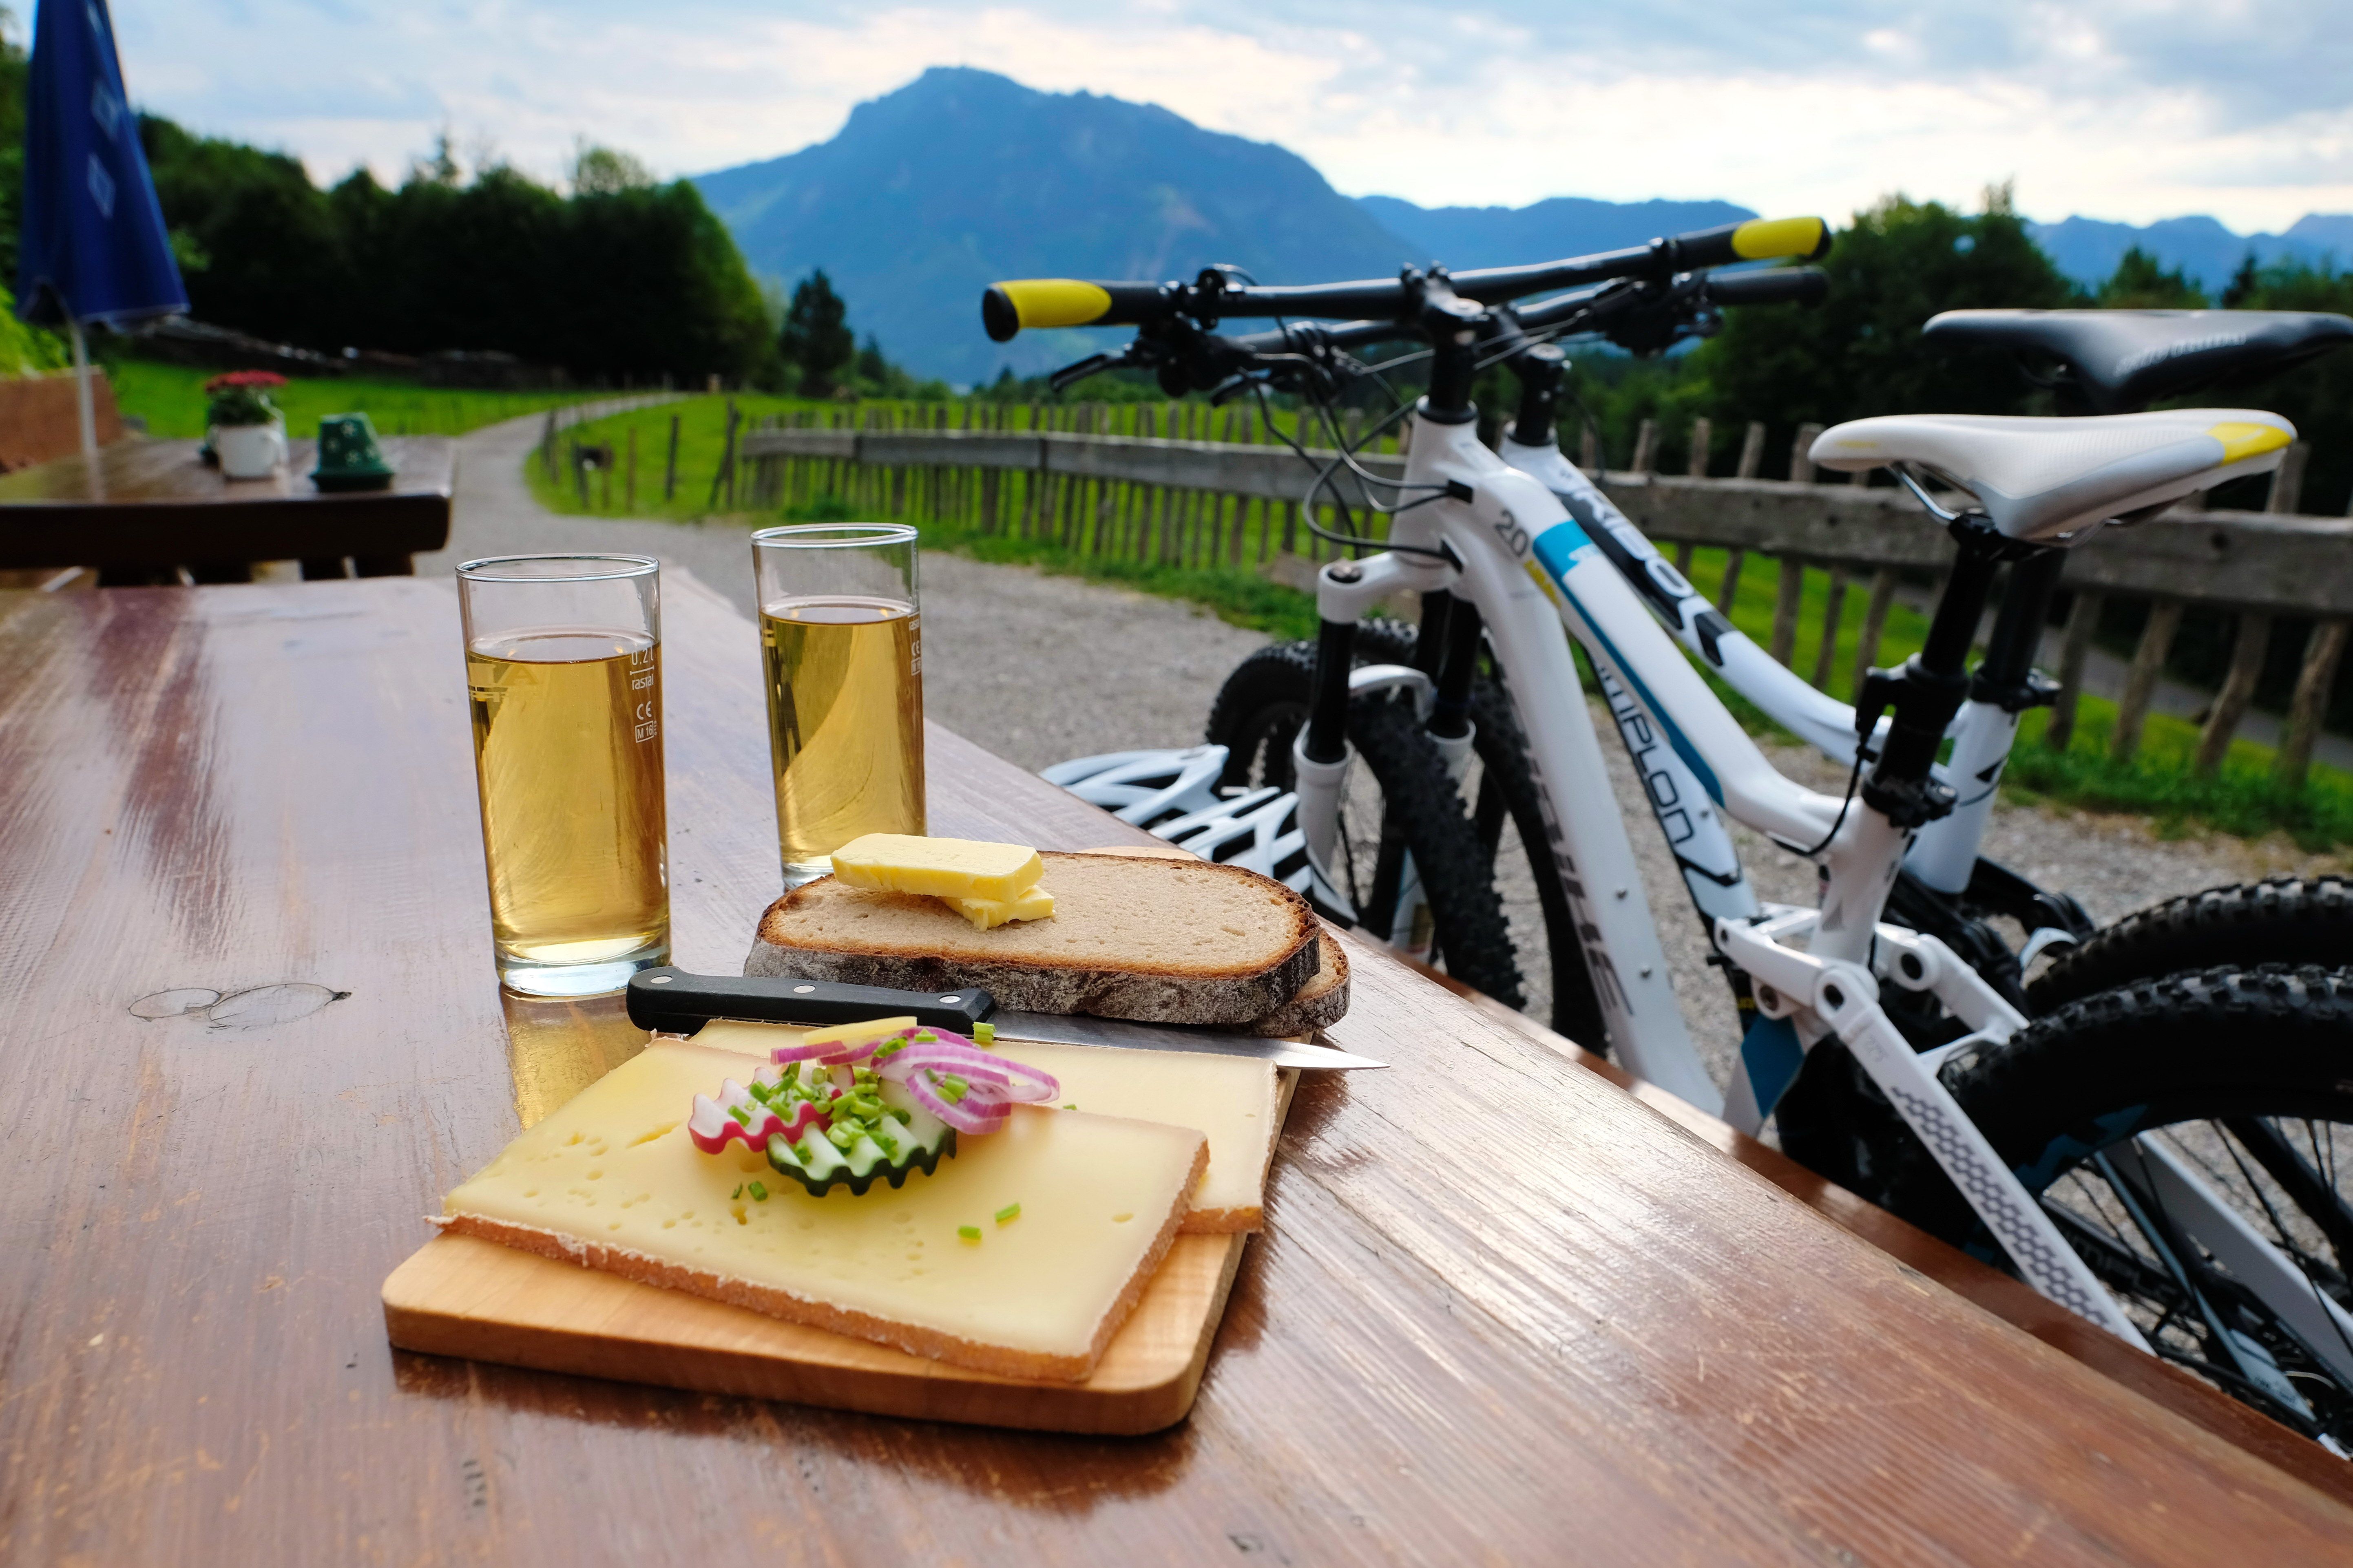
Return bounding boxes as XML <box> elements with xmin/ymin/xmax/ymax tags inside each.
<box><xmin>692</xmin><ymin>1022</ymin><xmax>1278</xmax><ymax>1232</ymax></box>
<box><xmin>947</xmin><ymin>883</ymin><xmax>1057</xmax><ymax>930</ymax></box>
<box><xmin>829</xmin><ymin>834</ymin><xmax>1046</xmax><ymax>902</ymax></box>
<box><xmin>437</xmin><ymin>1041</ymin><xmax>1206</xmax><ymax>1381</ymax></box>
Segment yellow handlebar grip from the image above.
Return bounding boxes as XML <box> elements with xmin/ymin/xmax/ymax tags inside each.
<box><xmin>981</xmin><ymin>280</ymin><xmax>1113</xmax><ymax>341</ymax></box>
<box><xmin>1730</xmin><ymin>217</ymin><xmax>1832</xmax><ymax>262</ymax></box>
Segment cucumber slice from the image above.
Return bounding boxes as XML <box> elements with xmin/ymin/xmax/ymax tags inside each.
<box><xmin>764</xmin><ymin>1083</ymin><xmax>957</xmax><ymax>1197</ymax></box>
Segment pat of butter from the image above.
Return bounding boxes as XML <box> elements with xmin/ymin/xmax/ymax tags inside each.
<box><xmin>692</xmin><ymin>1022</ymin><xmax>1276</xmax><ymax>1232</ymax></box>
<box><xmin>947</xmin><ymin>883</ymin><xmax>1056</xmax><ymax>930</ymax></box>
<box><xmin>829</xmin><ymin>834</ymin><xmax>1045</xmax><ymax>903</ymax></box>
<box><xmin>440</xmin><ymin>1042</ymin><xmax>1205</xmax><ymax>1381</ymax></box>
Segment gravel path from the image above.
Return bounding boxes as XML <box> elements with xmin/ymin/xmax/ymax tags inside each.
<box><xmin>420</xmin><ymin>411</ymin><xmax>1266</xmax><ymax>770</ymax></box>
<box><xmin>433</xmin><ymin>410</ymin><xmax>2347</xmax><ymax>1076</ymax></box>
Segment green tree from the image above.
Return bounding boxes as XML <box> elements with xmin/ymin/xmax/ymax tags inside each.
<box><xmin>1689</xmin><ymin>189</ymin><xmax>2077</xmax><ymax>475</ymax></box>
<box><xmin>1</xmin><ymin>6</ymin><xmax>28</xmax><ymax>285</ymax></box>
<box><xmin>778</xmin><ymin>270</ymin><xmax>854</xmax><ymax>395</ymax></box>
<box><xmin>2097</xmin><ymin>245</ymin><xmax>2206</xmax><ymax>307</ymax></box>
<box><xmin>571</xmin><ymin>142</ymin><xmax>654</xmax><ymax>197</ymax></box>
<box><xmin>2220</xmin><ymin>254</ymin><xmax>2262</xmax><ymax>309</ymax></box>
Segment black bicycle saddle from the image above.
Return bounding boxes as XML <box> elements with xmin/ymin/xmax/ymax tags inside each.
<box><xmin>1922</xmin><ymin>308</ymin><xmax>2353</xmax><ymax>413</ymax></box>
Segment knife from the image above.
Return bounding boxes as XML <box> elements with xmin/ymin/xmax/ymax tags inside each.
<box><xmin>624</xmin><ymin>967</ymin><xmax>1387</xmax><ymax>1071</ymax></box>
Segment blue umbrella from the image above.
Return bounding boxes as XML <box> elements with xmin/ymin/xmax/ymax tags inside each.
<box><xmin>14</xmin><ymin>0</ymin><xmax>187</xmax><ymax>462</ymax></box>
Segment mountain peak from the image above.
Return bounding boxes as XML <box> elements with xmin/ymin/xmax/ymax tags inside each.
<box><xmin>693</xmin><ymin>70</ymin><xmax>1408</xmax><ymax>380</ymax></box>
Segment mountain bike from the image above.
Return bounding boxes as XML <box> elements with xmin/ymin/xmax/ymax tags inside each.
<box><xmin>988</xmin><ymin>223</ymin><xmax>2353</xmax><ymax>1445</ymax></box>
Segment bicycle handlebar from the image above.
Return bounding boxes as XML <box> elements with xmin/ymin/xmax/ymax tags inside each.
<box><xmin>1703</xmin><ymin>267</ymin><xmax>1831</xmax><ymax>307</ymax></box>
<box><xmin>980</xmin><ymin>216</ymin><xmax>1830</xmax><ymax>341</ymax></box>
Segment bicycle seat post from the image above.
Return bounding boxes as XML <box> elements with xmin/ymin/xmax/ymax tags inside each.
<box><xmin>1858</xmin><ymin>520</ymin><xmax>2014</xmax><ymax>829</ymax></box>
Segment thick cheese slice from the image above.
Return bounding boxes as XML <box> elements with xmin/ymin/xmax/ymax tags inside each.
<box><xmin>692</xmin><ymin>1022</ymin><xmax>1278</xmax><ymax>1232</ymax></box>
<box><xmin>829</xmin><ymin>834</ymin><xmax>1045</xmax><ymax>903</ymax></box>
<box><xmin>946</xmin><ymin>883</ymin><xmax>1056</xmax><ymax>930</ymax></box>
<box><xmin>438</xmin><ymin>1041</ymin><xmax>1205</xmax><ymax>1382</ymax></box>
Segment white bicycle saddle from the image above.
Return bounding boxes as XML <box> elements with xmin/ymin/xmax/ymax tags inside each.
<box><xmin>1809</xmin><ymin>408</ymin><xmax>2295</xmax><ymax>541</ymax></box>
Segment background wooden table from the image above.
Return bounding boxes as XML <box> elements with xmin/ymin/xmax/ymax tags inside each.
<box><xmin>2</xmin><ymin>572</ymin><xmax>2349</xmax><ymax>1565</ymax></box>
<box><xmin>0</xmin><ymin>435</ymin><xmax>453</xmax><ymax>580</ymax></box>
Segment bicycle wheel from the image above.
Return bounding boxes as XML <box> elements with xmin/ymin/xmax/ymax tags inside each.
<box><xmin>1205</xmin><ymin>634</ymin><xmax>1604</xmax><ymax>1042</ymax></box>
<box><xmin>1880</xmin><ymin>965</ymin><xmax>2353</xmax><ymax>1445</ymax></box>
<box><xmin>2028</xmin><ymin>876</ymin><xmax>2353</xmax><ymax>1012</ymax></box>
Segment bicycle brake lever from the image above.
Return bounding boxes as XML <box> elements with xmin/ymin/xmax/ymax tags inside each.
<box><xmin>1047</xmin><ymin>351</ymin><xmax>1121</xmax><ymax>393</ymax></box>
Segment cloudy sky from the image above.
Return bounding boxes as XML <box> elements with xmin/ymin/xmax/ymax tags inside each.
<box><xmin>89</xmin><ymin>0</ymin><xmax>2353</xmax><ymax>231</ymax></box>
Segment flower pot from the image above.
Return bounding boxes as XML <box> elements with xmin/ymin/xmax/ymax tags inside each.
<box><xmin>216</xmin><ymin>420</ymin><xmax>285</xmax><ymax>479</ymax></box>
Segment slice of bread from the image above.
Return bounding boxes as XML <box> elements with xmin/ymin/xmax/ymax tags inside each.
<box><xmin>1245</xmin><ymin>932</ymin><xmax>1349</xmax><ymax>1037</ymax></box>
<box><xmin>747</xmin><ymin>851</ymin><xmax>1320</xmax><ymax>1025</ymax></box>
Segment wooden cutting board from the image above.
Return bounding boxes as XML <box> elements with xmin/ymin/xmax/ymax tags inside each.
<box><xmin>384</xmin><ymin>1228</ymin><xmax>1249</xmax><ymax>1435</ymax></box>
<box><xmin>383</xmin><ymin>1073</ymin><xmax>1295</xmax><ymax>1436</ymax></box>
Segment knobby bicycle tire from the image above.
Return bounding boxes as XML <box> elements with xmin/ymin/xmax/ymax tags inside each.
<box><xmin>2028</xmin><ymin>876</ymin><xmax>2353</xmax><ymax>1012</ymax></box>
<box><xmin>1880</xmin><ymin>965</ymin><xmax>2353</xmax><ymax>1442</ymax></box>
<box><xmin>1205</xmin><ymin>631</ymin><xmax>1606</xmax><ymax>1043</ymax></box>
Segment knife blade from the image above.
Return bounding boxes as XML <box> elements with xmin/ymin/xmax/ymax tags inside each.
<box><xmin>625</xmin><ymin>967</ymin><xmax>1386</xmax><ymax>1071</ymax></box>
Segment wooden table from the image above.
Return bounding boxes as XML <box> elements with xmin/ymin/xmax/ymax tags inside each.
<box><xmin>3</xmin><ymin>572</ymin><xmax>2350</xmax><ymax>1566</ymax></box>
<box><xmin>0</xmin><ymin>435</ymin><xmax>454</xmax><ymax>581</ymax></box>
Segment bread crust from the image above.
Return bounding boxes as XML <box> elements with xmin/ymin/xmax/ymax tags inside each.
<box><xmin>1245</xmin><ymin>933</ymin><xmax>1350</xmax><ymax>1038</ymax></box>
<box><xmin>749</xmin><ymin>854</ymin><xmax>1319</xmax><ymax>1026</ymax></box>
<box><xmin>431</xmin><ymin>1135</ymin><xmax>1206</xmax><ymax>1385</ymax></box>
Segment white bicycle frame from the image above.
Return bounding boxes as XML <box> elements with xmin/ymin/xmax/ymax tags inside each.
<box><xmin>1289</xmin><ymin>403</ymin><xmax>2325</xmax><ymax>1350</ymax></box>
<box><xmin>1497</xmin><ymin>437</ymin><xmax>2066</xmax><ymax>918</ymax></box>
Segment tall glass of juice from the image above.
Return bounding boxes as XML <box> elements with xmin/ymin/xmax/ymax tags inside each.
<box><xmin>751</xmin><ymin>523</ymin><xmax>922</xmax><ymax>887</ymax></box>
<box><xmin>457</xmin><ymin>553</ymin><xmax>668</xmax><ymax>995</ymax></box>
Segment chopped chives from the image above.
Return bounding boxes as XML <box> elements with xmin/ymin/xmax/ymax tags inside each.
<box><xmin>747</xmin><ymin>1182</ymin><xmax>769</xmax><ymax>1201</ymax></box>
<box><xmin>995</xmin><ymin>1203</ymin><xmax>1021</xmax><ymax>1224</ymax></box>
<box><xmin>730</xmin><ymin>1184</ymin><xmax>743</xmax><ymax>1199</ymax></box>
<box><xmin>957</xmin><ymin>1225</ymin><xmax>981</xmax><ymax>1241</ymax></box>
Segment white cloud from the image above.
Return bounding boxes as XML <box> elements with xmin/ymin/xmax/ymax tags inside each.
<box><xmin>103</xmin><ymin>0</ymin><xmax>2353</xmax><ymax>230</ymax></box>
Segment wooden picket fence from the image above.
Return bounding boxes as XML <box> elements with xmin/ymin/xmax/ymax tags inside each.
<box><xmin>739</xmin><ymin>403</ymin><xmax>2353</xmax><ymax>789</ymax></box>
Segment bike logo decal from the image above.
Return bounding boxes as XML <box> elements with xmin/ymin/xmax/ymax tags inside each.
<box><xmin>1529</xmin><ymin>524</ymin><xmax>1727</xmax><ymax>809</ymax></box>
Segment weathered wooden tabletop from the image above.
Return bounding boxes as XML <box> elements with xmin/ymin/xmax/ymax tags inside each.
<box><xmin>0</xmin><ymin>437</ymin><xmax>453</xmax><ymax>573</ymax></box>
<box><xmin>3</xmin><ymin>572</ymin><xmax>2349</xmax><ymax>1566</ymax></box>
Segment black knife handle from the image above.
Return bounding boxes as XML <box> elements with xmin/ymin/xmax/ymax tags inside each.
<box><xmin>626</xmin><ymin>967</ymin><xmax>996</xmax><ymax>1036</ymax></box>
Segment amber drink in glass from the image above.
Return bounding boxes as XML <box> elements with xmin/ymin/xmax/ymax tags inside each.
<box><xmin>752</xmin><ymin>523</ymin><xmax>923</xmax><ymax>887</ymax></box>
<box><xmin>458</xmin><ymin>553</ymin><xmax>668</xmax><ymax>995</ymax></box>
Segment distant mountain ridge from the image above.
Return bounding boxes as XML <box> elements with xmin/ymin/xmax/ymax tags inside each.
<box><xmin>693</xmin><ymin>68</ymin><xmax>2353</xmax><ymax>381</ymax></box>
<box><xmin>694</xmin><ymin>68</ymin><xmax>1410</xmax><ymax>383</ymax></box>
<box><xmin>692</xmin><ymin>70</ymin><xmax>1762</xmax><ymax>382</ymax></box>
<box><xmin>2029</xmin><ymin>213</ymin><xmax>2352</xmax><ymax>293</ymax></box>
<box><xmin>1360</xmin><ymin>194</ymin><xmax>1756</xmax><ymax>269</ymax></box>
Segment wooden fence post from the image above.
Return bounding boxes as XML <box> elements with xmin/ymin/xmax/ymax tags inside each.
<box><xmin>663</xmin><ymin>413</ymin><xmax>679</xmax><ymax>502</ymax></box>
<box><xmin>2046</xmin><ymin>592</ymin><xmax>2102</xmax><ymax>750</ymax></box>
<box><xmin>1716</xmin><ymin>550</ymin><xmax>1745</xmax><ymax>614</ymax></box>
<box><xmin>540</xmin><ymin>410</ymin><xmax>557</xmax><ymax>479</ymax></box>
<box><xmin>1770</xmin><ymin>558</ymin><xmax>1806</xmax><ymax>666</ymax></box>
<box><xmin>1579</xmin><ymin>423</ymin><xmax>1599</xmax><ymax>470</ymax></box>
<box><xmin>1790</xmin><ymin>423</ymin><xmax>1824</xmax><ymax>484</ymax></box>
<box><xmin>2276</xmin><ymin>618</ymin><xmax>2349</xmax><ymax>791</ymax></box>
<box><xmin>1736</xmin><ymin>422</ymin><xmax>1765</xmax><ymax>479</ymax></box>
<box><xmin>2111</xmin><ymin>600</ymin><xmax>2184</xmax><ymax>762</ymax></box>
<box><xmin>1685</xmin><ymin>417</ymin><xmax>1711</xmax><ymax>479</ymax></box>
<box><xmin>624</xmin><ymin>424</ymin><xmax>637</xmax><ymax>512</ymax></box>
<box><xmin>1851</xmin><ymin>568</ymin><xmax>1899</xmax><ymax>698</ymax></box>
<box><xmin>1810</xmin><ymin>565</ymin><xmax>1849</xmax><ymax>690</ymax></box>
<box><xmin>1631</xmin><ymin>418</ymin><xmax>1658</xmax><ymax>475</ymax></box>
<box><xmin>2267</xmin><ymin>442</ymin><xmax>2310</xmax><ymax>515</ymax></box>
<box><xmin>2192</xmin><ymin>612</ymin><xmax>2272</xmax><ymax>775</ymax></box>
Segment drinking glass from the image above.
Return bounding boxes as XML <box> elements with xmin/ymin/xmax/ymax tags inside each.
<box><xmin>752</xmin><ymin>523</ymin><xmax>924</xmax><ymax>887</ymax></box>
<box><xmin>458</xmin><ymin>554</ymin><xmax>668</xmax><ymax>996</ymax></box>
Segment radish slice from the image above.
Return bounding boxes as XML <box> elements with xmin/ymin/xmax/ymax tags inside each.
<box><xmin>688</xmin><ymin>1081</ymin><xmax>791</xmax><ymax>1153</ymax></box>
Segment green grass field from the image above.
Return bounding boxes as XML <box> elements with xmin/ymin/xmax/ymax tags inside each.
<box><xmin>531</xmin><ymin>398</ymin><xmax>2353</xmax><ymax>849</ymax></box>
<box><xmin>109</xmin><ymin>358</ymin><xmax>593</xmax><ymax>440</ymax></box>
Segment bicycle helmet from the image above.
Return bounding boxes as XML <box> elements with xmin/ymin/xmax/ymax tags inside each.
<box><xmin>1039</xmin><ymin>746</ymin><xmax>1313</xmax><ymax>895</ymax></box>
